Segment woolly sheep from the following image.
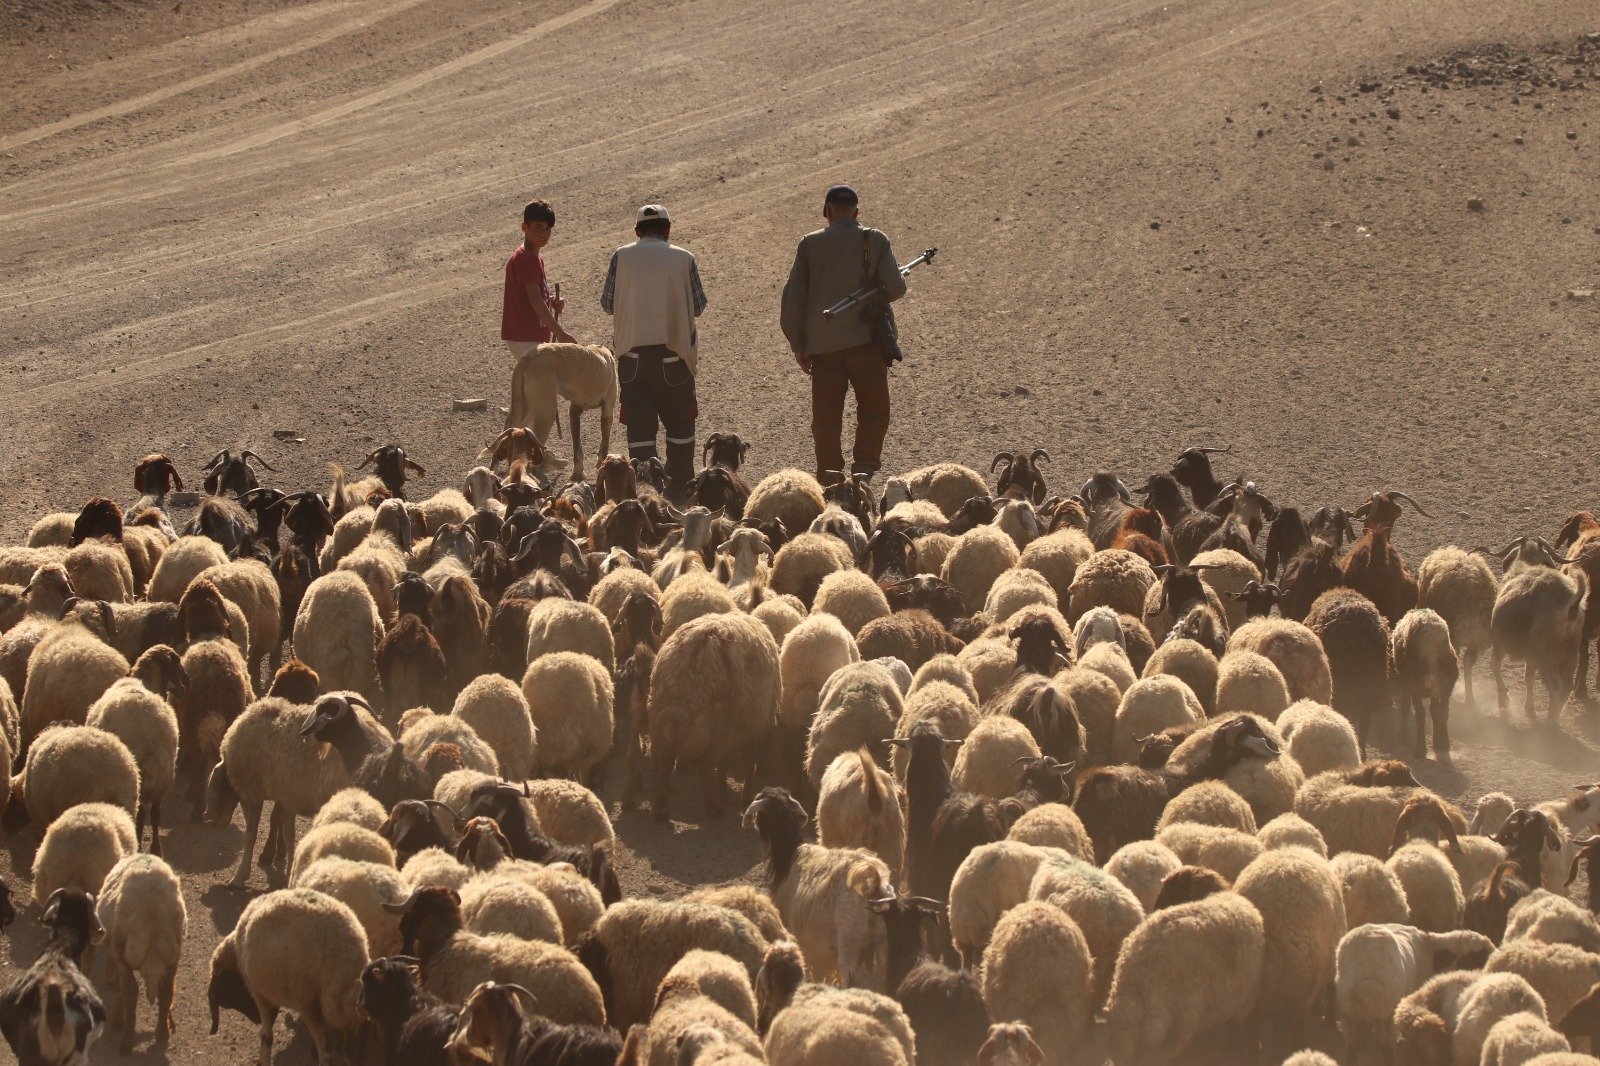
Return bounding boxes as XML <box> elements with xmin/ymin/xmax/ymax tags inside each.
<box><xmin>1140</xmin><ymin>579</ymin><xmax>1228</xmax><ymax>646</ymax></box>
<box><xmin>1388</xmin><ymin>841</ymin><xmax>1465</xmax><ymax>932</ymax></box>
<box><xmin>631</xmin><ymin>976</ymin><xmax>763</xmax><ymax>1066</ymax></box>
<box><xmin>1473</xmin><ymin>793</ymin><xmax>1519</xmax><ymax>837</ymax></box>
<box><xmin>521</xmin><ymin>652</ymin><xmax>612</xmax><ymax>783</ymax></box>
<box><xmin>31</xmin><ymin>801</ymin><xmax>137</xmax><ymax>905</ymax></box>
<box><xmin>871</xmin><ymin>656</ymin><xmax>913</xmax><ymax>694</ymax></box>
<box><xmin>1394</xmin><ymin>969</ymin><xmax>1482</xmax><ymax>1066</ymax></box>
<box><xmin>896</xmin><ymin>462</ymin><xmax>989</xmax><ymax>517</ymax></box>
<box><xmin>910</xmin><ymin>653</ymin><xmax>978</xmax><ymax>702</ymax></box>
<box><xmin>983</xmin><ymin>568</ymin><xmax>1057</xmax><ymax>627</ymax></box>
<box><xmin>1333</xmin><ymin>923</ymin><xmax>1493</xmax><ymax>1053</ymax></box>
<box><xmin>1018</xmin><ymin>529</ymin><xmax>1094</xmax><ymax>607</ymax></box>
<box><xmin>522</xmin><ymin>778</ymin><xmax>615</xmax><ymax>847</ymax></box>
<box><xmin>458</xmin><ymin>871</ymin><xmax>564</xmax><ymax>944</ymax></box>
<box><xmin>889</xmin><ymin>679</ymin><xmax>977</xmax><ymax>783</ymax></box>
<box><xmin>947</xmin><ymin>840</ymin><xmax>1066</xmax><ymax>966</ymax></box>
<box><xmin>1453</xmin><ymin>973</ymin><xmax>1548</xmax><ymax>1066</ymax></box>
<box><xmin>817</xmin><ymin>749</ymin><xmax>905</xmax><ymax>876</ymax></box>
<box><xmin>1076</xmin><ymin>641</ymin><xmax>1136</xmax><ymax>697</ymax></box>
<box><xmin>1487</xmin><ymin>939</ymin><xmax>1600</xmax><ymax>1022</ymax></box>
<box><xmin>147</xmin><ymin>535</ymin><xmax>228</xmax><ymax>603</ymax></box>
<box><xmin>20</xmin><ymin>610</ymin><xmax>130</xmax><ymax>747</ymax></box>
<box><xmin>746</xmin><ymin>469</ymin><xmax>827</xmax><ymax>537</ymax></box>
<box><xmin>589</xmin><ymin>566</ymin><xmax>659</xmax><ymax>627</ymax></box>
<box><xmin>310</xmin><ymin>788</ymin><xmax>388</xmax><ymax>834</ymax></box>
<box><xmin>770</xmin><ymin>533</ymin><xmax>854</xmax><ymax>608</ymax></box>
<box><xmin>1417</xmin><ymin>545</ymin><xmax>1497</xmax><ymax>709</ymax></box>
<box><xmin>1072</xmin><ymin>604</ymin><xmax>1125</xmax><ymax>657</ymax></box>
<box><xmin>1111</xmin><ymin>674</ymin><xmax>1203</xmax><ymax>763</ymax></box>
<box><xmin>96</xmin><ymin>852</ymin><xmax>185</xmax><ymax>1052</ymax></box>
<box><xmin>952</xmin><ymin>715</ymin><xmax>1041</xmax><ymax>799</ymax></box>
<box><xmin>662</xmin><ymin>571</ymin><xmax>739</xmax><ymax>638</ymax></box>
<box><xmin>1007</xmin><ymin>803</ymin><xmax>1094</xmax><ymax>862</ymax></box>
<box><xmin>293</xmin><ymin>571</ymin><xmax>384</xmax><ymax>700</ymax></box>
<box><xmin>1234</xmin><ymin>848</ymin><xmax>1348</xmax><ymax>1052</ymax></box>
<box><xmin>294</xmin><ymin>856</ymin><xmax>407</xmax><ymax>957</ymax></box>
<box><xmin>1066</xmin><ymin>549</ymin><xmax>1155</xmax><ymax>625</ymax></box>
<box><xmin>1276</xmin><ymin>699</ymin><xmax>1361</xmax><ymax>777</ymax></box>
<box><xmin>398</xmin><ymin>711</ymin><xmax>499</xmax><ymax>776</ymax></box>
<box><xmin>752</xmin><ymin>596</ymin><xmax>806</xmax><ymax>646</ymax></box>
<box><xmin>64</xmin><ymin>539</ymin><xmax>135</xmax><ymax>603</ymax></box>
<box><xmin>681</xmin><ymin>884</ymin><xmax>789</xmax><ymax>945</ymax></box>
<box><xmin>778</xmin><ymin>613</ymin><xmax>859</xmax><ymax>736</ymax></box>
<box><xmin>663</xmin><ymin>949</ymin><xmax>759</xmax><ymax>1029</ymax></box>
<box><xmin>402</xmin><ymin>847</ymin><xmax>473</xmax><ymax>892</ymax></box>
<box><xmin>196</xmin><ymin>558</ymin><xmax>282</xmax><ymax>680</ymax></box>
<box><xmin>1481</xmin><ymin>1012</ymin><xmax>1571</xmax><ymax>1066</ymax></box>
<box><xmin>807</xmin><ymin>661</ymin><xmax>902</xmax><ymax>791</ymax></box>
<box><xmin>17</xmin><ymin>722</ymin><xmax>140</xmax><ymax>827</ymax></box>
<box><xmin>648</xmin><ymin>612</ymin><xmax>780</xmax><ymax>822</ymax></box>
<box><xmin>1057</xmin><ymin>665</ymin><xmax>1120</xmax><ymax>766</ymax></box>
<box><xmin>1505</xmin><ymin>891</ymin><xmax>1600</xmax><ymax>953</ymax></box>
<box><xmin>319</xmin><ymin>506</ymin><xmax>376</xmax><ymax>572</ymax></box>
<box><xmin>956</xmin><ymin>637</ymin><xmax>1019</xmax><ymax>705</ymax></box>
<box><xmin>289</xmin><ymin>822</ymin><xmax>396</xmax><ymax>883</ymax></box>
<box><xmin>1294</xmin><ymin>767</ymin><xmax>1422</xmax><ymax>858</ymax></box>
<box><xmin>1189</xmin><ymin>548</ymin><xmax>1261</xmax><ymax>630</ymax></box>
<box><xmin>944</xmin><ymin>525</ymin><xmax>1021</xmax><ymax>614</ymax></box>
<box><xmin>208</xmin><ymin>887</ymin><xmax>368</xmax><ymax>1063</ymax></box>
<box><xmin>1105</xmin><ymin>840</ymin><xmax>1183</xmax><ymax>912</ymax></box>
<box><xmin>1156</xmin><ymin>780</ymin><xmax>1259</xmax><ymax>835</ymax></box>
<box><xmin>1259</xmin><ymin>813</ymin><xmax>1329</xmax><ymax>857</ymax></box>
<box><xmin>813</xmin><ymin>570</ymin><xmax>891</xmax><ymax>637</ymax></box>
<box><xmin>1028</xmin><ymin>852</ymin><xmax>1145</xmax><ymax>1005</ymax></box>
<box><xmin>763</xmin><ymin>982</ymin><xmax>915</xmax><ymax>1066</ymax></box>
<box><xmin>1143</xmin><ymin>638</ymin><xmax>1218</xmax><ymax>715</ymax></box>
<box><xmin>1161</xmin><ymin>713</ymin><xmax>1304</xmax><ymax>824</ymax></box>
<box><xmin>1105</xmin><ymin>890</ymin><xmax>1266</xmax><ymax>1065</ymax></box>
<box><xmin>1227</xmin><ymin>617</ymin><xmax>1333</xmax><ymax>704</ymax></box>
<box><xmin>85</xmin><ymin>665</ymin><xmax>180</xmax><ymax>855</ymax></box>
<box><xmin>449</xmin><ymin>674</ymin><xmax>536</xmax><ymax>781</ymax></box>
<box><xmin>1214</xmin><ymin>650</ymin><xmax>1291</xmax><ymax>720</ymax></box>
<box><xmin>525</xmin><ymin>598</ymin><xmax>615</xmax><ymax>672</ymax></box>
<box><xmin>1155</xmin><ymin>822</ymin><xmax>1264</xmax><ymax>882</ymax></box>
<box><xmin>981</xmin><ymin>901</ymin><xmax>1092</xmax><ymax>1063</ymax></box>
<box><xmin>26</xmin><ymin>513</ymin><xmax>74</xmax><ymax>547</ymax></box>
<box><xmin>1332</xmin><ymin>852</ymin><xmax>1412</xmax><ymax>929</ymax></box>
<box><xmin>914</xmin><ymin>531</ymin><xmax>957</xmax><ymax>574</ymax></box>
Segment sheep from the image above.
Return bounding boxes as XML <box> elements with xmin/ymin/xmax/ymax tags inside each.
<box><xmin>1226</xmin><ymin>615</ymin><xmax>1333</xmax><ymax>702</ymax></box>
<box><xmin>1155</xmin><ymin>822</ymin><xmax>1264</xmax><ymax>881</ymax></box>
<box><xmin>290</xmin><ymin>857</ymin><xmax>404</xmax><ymax>961</ymax></box>
<box><xmin>933</xmin><ymin>526</ymin><xmax>1014</xmax><ymax>616</ymax></box>
<box><xmin>1065</xmin><ymin>548</ymin><xmax>1155</xmax><ymax>625</ymax></box>
<box><xmin>1018</xmin><ymin>529</ymin><xmax>1094</xmax><ymax>608</ymax></box>
<box><xmin>59</xmin><ymin>536</ymin><xmax>135</xmax><ymax>605</ymax></box>
<box><xmin>1294</xmin><ymin>761</ymin><xmax>1426</xmax><ymax>858</ymax></box>
<box><xmin>1104</xmin><ymin>889</ymin><xmax>1266</xmax><ymax>1065</ymax></box>
<box><xmin>16</xmin><ymin>722</ymin><xmax>140</xmax><ymax>828</ymax></box>
<box><xmin>524</xmin><ymin>597</ymin><xmax>615</xmax><ymax>672</ymax></box>
<box><xmin>1259</xmin><ymin>812</ymin><xmax>1329</xmax><ymax>855</ymax></box>
<box><xmin>311</xmin><ymin>787</ymin><xmax>388</xmax><ymax>833</ymax></box>
<box><xmin>1484</xmin><ymin>537</ymin><xmax>1588</xmax><ymax>725</ymax></box>
<box><xmin>1487</xmin><ymin>939</ymin><xmax>1600</xmax><ymax>1024</ymax></box>
<box><xmin>1105</xmin><ymin>840</ymin><xmax>1183</xmax><ymax>912</ymax></box>
<box><xmin>1418</xmin><ymin>545</ymin><xmax>1498</xmax><ymax>707</ymax></box>
<box><xmin>1482</xmin><ymin>1011</ymin><xmax>1571</xmax><ymax>1066</ymax></box>
<box><xmin>93</xmin><ymin>852</ymin><xmax>185</xmax><ymax>1053</ymax></box>
<box><xmin>398</xmin><ymin>711</ymin><xmax>498</xmax><ymax>778</ymax></box>
<box><xmin>489</xmin><ymin>861</ymin><xmax>605</xmax><ymax>946</ymax></box>
<box><xmin>982</xmin><ymin>568</ymin><xmax>1055</xmax><ymax>629</ymax></box>
<box><xmin>812</xmin><ymin>569</ymin><xmax>892</xmax><ymax>637</ymax></box>
<box><xmin>1025</xmin><ymin>852</ymin><xmax>1145</xmax><ymax>1005</ymax></box>
<box><xmin>1055</xmin><ymin>664</ymin><xmax>1119</xmax><ymax>766</ymax></box>
<box><xmin>952</xmin><ymin>715</ymin><xmax>1041</xmax><ymax>799</ymax></box>
<box><xmin>817</xmin><ymin>749</ymin><xmax>906</xmax><ymax>876</ymax></box>
<box><xmin>627</xmin><ymin>970</ymin><xmax>764</xmax><ymax>1066</ymax></box>
<box><xmin>85</xmin><ymin>647</ymin><xmax>182</xmax><ymax>855</ymax></box>
<box><xmin>778</xmin><ymin>613</ymin><xmax>860</xmax><ymax>767</ymax></box>
<box><xmin>521</xmin><ymin>777</ymin><xmax>616</xmax><ymax>847</ymax></box>
<box><xmin>293</xmin><ymin>570</ymin><xmax>384</xmax><ymax>700</ymax></box>
<box><xmin>31</xmin><ymin>802</ymin><xmax>137</xmax><ymax>906</ymax></box>
<box><xmin>520</xmin><ymin>651</ymin><xmax>611</xmax><ymax>786</ymax></box>
<box><xmin>0</xmin><ymin>888</ymin><xmax>107</xmax><ymax>1066</ymax></box>
<box><xmin>943</xmin><ymin>840</ymin><xmax>1063</xmax><ymax>965</ymax></box>
<box><xmin>589</xmin><ymin>564</ymin><xmax>660</xmax><ymax>626</ymax></box>
<box><xmin>744</xmin><ymin>787</ymin><xmax>892</xmax><ymax>990</ymax></box>
<box><xmin>1111</xmin><ymin>674</ymin><xmax>1204</xmax><ymax>763</ymax></box>
<box><xmin>384</xmin><ymin>886</ymin><xmax>605</xmax><ymax>1020</ymax></box>
<box><xmin>207</xmin><ymin>887</ymin><xmax>369</xmax><ymax>1063</ymax></box>
<box><xmin>746</xmin><ymin>470</ymin><xmax>828</xmax><ymax>541</ymax></box>
<box><xmin>1393</xmin><ymin>968</ymin><xmax>1484</xmax><ymax>1065</ymax></box>
<box><xmin>1214</xmin><ymin>649</ymin><xmax>1291</xmax><ymax>720</ymax></box>
<box><xmin>952</xmin><ymin>637</ymin><xmax>1017</xmax><ymax>704</ymax></box>
<box><xmin>1304</xmin><ymin>587</ymin><xmax>1392</xmax><ymax>755</ymax></box>
<box><xmin>1388</xmin><ymin>606</ymin><xmax>1460</xmax><ymax>762</ymax></box>
<box><xmin>1454</xmin><ymin>973</ymin><xmax>1550</xmax><ymax>1066</ymax></box>
<box><xmin>19</xmin><ymin>603</ymin><xmax>130</xmax><ymax>748</ymax></box>
<box><xmin>147</xmin><ymin>534</ymin><xmax>228</xmax><ymax>603</ymax></box>
<box><xmin>889</xmin><ymin>679</ymin><xmax>977</xmax><ymax>784</ymax></box>
<box><xmin>1276</xmin><ymin>699</ymin><xmax>1362</xmax><ymax>777</ymax></box>
<box><xmin>980</xmin><ymin>901</ymin><xmax>1092</xmax><ymax>1064</ymax></box>
<box><xmin>649</xmin><ymin>611</ymin><xmax>780</xmax><ymax>822</ymax></box>
<box><xmin>661</xmin><ymin>570</ymin><xmax>739</xmax><ymax>638</ymax></box>
<box><xmin>1387</xmin><ymin>837</ymin><xmax>1466</xmax><ymax>932</ymax></box>
<box><xmin>1143</xmin><ymin>638</ymin><xmax>1218</xmax><ymax>715</ymax></box>
<box><xmin>457</xmin><ymin>866</ymin><xmax>565</xmax><ymax>945</ymax></box>
<box><xmin>680</xmin><ymin>885</ymin><xmax>788</xmax><ymax>948</ymax></box>
<box><xmin>1330</xmin><ymin>852</ymin><xmax>1415</xmax><ymax>930</ymax></box>
<box><xmin>403</xmin><ymin>847</ymin><xmax>474</xmax><ymax>892</ymax></box>
<box><xmin>1156</xmin><ymin>780</ymin><xmax>1259</xmax><ymax>834</ymax></box>
<box><xmin>451</xmin><ymin>674</ymin><xmax>537</xmax><ymax>782</ymax></box>
<box><xmin>762</xmin><ymin>979</ymin><xmax>915</xmax><ymax>1064</ymax></box>
<box><xmin>289</xmin><ymin>820</ymin><xmax>397</xmax><ymax>882</ymax></box>
<box><xmin>807</xmin><ymin>661</ymin><xmax>903</xmax><ymax>792</ymax></box>
<box><xmin>1506</xmin><ymin>890</ymin><xmax>1600</xmax><ymax>952</ymax></box>
<box><xmin>197</xmin><ymin>558</ymin><xmax>283</xmax><ymax>681</ymax></box>
<box><xmin>0</xmin><ymin>564</ymin><xmax>73</xmax><ymax>699</ymax></box>
<box><xmin>1007</xmin><ymin>803</ymin><xmax>1094</xmax><ymax>860</ymax></box>
<box><xmin>752</xmin><ymin>596</ymin><xmax>807</xmax><ymax>646</ymax></box>
<box><xmin>1333</xmin><ymin>923</ymin><xmax>1493</xmax><ymax>1055</ymax></box>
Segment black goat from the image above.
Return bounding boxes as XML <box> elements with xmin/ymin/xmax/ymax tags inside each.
<box><xmin>870</xmin><ymin>895</ymin><xmax>990</xmax><ymax>1066</ymax></box>
<box><xmin>359</xmin><ymin>444</ymin><xmax>427</xmax><ymax>499</ymax></box>
<box><xmin>0</xmin><ymin>889</ymin><xmax>107</xmax><ymax>1065</ymax></box>
<box><xmin>360</xmin><ymin>956</ymin><xmax>458</xmax><ymax>1066</ymax></box>
<box><xmin>992</xmin><ymin>449</ymin><xmax>1050</xmax><ymax>505</ymax></box>
<box><xmin>202</xmin><ymin>448</ymin><xmax>276</xmax><ymax>497</ymax></box>
<box><xmin>459</xmin><ymin>781</ymin><xmax>621</xmax><ymax>904</ymax></box>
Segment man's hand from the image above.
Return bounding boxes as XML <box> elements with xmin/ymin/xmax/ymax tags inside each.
<box><xmin>793</xmin><ymin>351</ymin><xmax>813</xmax><ymax>375</ymax></box>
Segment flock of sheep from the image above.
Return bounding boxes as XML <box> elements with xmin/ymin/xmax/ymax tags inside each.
<box><xmin>1</xmin><ymin>430</ymin><xmax>1600</xmax><ymax>1066</ymax></box>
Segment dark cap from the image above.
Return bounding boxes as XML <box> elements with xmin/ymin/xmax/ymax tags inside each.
<box><xmin>824</xmin><ymin>184</ymin><xmax>859</xmax><ymax>207</ymax></box>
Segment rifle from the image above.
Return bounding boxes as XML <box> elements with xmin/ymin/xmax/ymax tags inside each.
<box><xmin>822</xmin><ymin>246</ymin><xmax>938</xmax><ymax>319</ymax></box>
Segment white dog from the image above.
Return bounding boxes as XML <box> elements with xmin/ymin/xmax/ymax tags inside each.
<box><xmin>503</xmin><ymin>342</ymin><xmax>617</xmax><ymax>482</ymax></box>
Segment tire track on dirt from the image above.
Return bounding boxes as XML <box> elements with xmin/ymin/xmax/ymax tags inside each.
<box><xmin>0</xmin><ymin>0</ymin><xmax>1149</xmax><ymax>304</ymax></box>
<box><xmin>0</xmin><ymin>0</ymin><xmax>435</xmax><ymax>153</ymax></box>
<box><xmin>0</xmin><ymin>0</ymin><xmax>1345</xmax><ymax>414</ymax></box>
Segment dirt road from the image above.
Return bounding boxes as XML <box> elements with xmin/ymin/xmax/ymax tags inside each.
<box><xmin>2</xmin><ymin>0</ymin><xmax>1597</xmax><ymax>1060</ymax></box>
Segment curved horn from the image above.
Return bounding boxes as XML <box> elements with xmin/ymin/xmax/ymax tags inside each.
<box><xmin>240</xmin><ymin>449</ymin><xmax>278</xmax><ymax>471</ymax></box>
<box><xmin>357</xmin><ymin>448</ymin><xmax>384</xmax><ymax>469</ymax></box>
<box><xmin>1115</xmin><ymin>479</ymin><xmax>1133</xmax><ymax>504</ymax></box>
<box><xmin>1388</xmin><ymin>491</ymin><xmax>1432</xmax><ymax>518</ymax></box>
<box><xmin>423</xmin><ymin>799</ymin><xmax>465</xmax><ymax>829</ymax></box>
<box><xmin>380</xmin><ymin>890</ymin><xmax>420</xmax><ymax>915</ymax></box>
<box><xmin>1195</xmin><ymin>446</ymin><xmax>1233</xmax><ymax>455</ymax></box>
<box><xmin>991</xmin><ymin>452</ymin><xmax>1016</xmax><ymax>473</ymax></box>
<box><xmin>1029</xmin><ymin>449</ymin><xmax>1051</xmax><ymax>467</ymax></box>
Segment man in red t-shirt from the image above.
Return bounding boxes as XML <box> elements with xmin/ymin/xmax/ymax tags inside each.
<box><xmin>502</xmin><ymin>199</ymin><xmax>573</xmax><ymax>361</ymax></box>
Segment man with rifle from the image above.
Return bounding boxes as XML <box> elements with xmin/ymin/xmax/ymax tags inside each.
<box><xmin>781</xmin><ymin>184</ymin><xmax>928</xmax><ymax>486</ymax></box>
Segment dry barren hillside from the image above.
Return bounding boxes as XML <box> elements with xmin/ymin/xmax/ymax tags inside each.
<box><xmin>1</xmin><ymin>0</ymin><xmax>1597</xmax><ymax>1060</ymax></box>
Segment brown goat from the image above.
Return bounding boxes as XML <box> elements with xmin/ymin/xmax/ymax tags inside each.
<box><xmin>267</xmin><ymin>659</ymin><xmax>321</xmax><ymax>704</ymax></box>
<box><xmin>134</xmin><ymin>454</ymin><xmax>184</xmax><ymax>498</ymax></box>
<box><xmin>1556</xmin><ymin>510</ymin><xmax>1600</xmax><ymax>700</ymax></box>
<box><xmin>594</xmin><ymin>454</ymin><xmax>636</xmax><ymax>506</ymax></box>
<box><xmin>1389</xmin><ymin>793</ymin><xmax>1462</xmax><ymax>856</ymax></box>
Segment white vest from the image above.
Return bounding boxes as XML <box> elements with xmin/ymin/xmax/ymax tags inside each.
<box><xmin>611</xmin><ymin>238</ymin><xmax>700</xmax><ymax>375</ymax></box>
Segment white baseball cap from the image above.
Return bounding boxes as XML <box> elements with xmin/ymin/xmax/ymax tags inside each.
<box><xmin>636</xmin><ymin>204</ymin><xmax>671</xmax><ymax>224</ymax></box>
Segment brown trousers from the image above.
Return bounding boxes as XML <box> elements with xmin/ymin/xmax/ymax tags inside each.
<box><xmin>811</xmin><ymin>342</ymin><xmax>891</xmax><ymax>481</ymax></box>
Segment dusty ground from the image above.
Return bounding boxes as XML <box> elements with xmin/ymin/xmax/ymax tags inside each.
<box><xmin>1</xmin><ymin>0</ymin><xmax>1598</xmax><ymax>1060</ymax></box>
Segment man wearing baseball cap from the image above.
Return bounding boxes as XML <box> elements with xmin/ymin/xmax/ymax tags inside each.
<box><xmin>601</xmin><ymin>204</ymin><xmax>708</xmax><ymax>501</ymax></box>
<box><xmin>780</xmin><ymin>184</ymin><xmax>907</xmax><ymax>485</ymax></box>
